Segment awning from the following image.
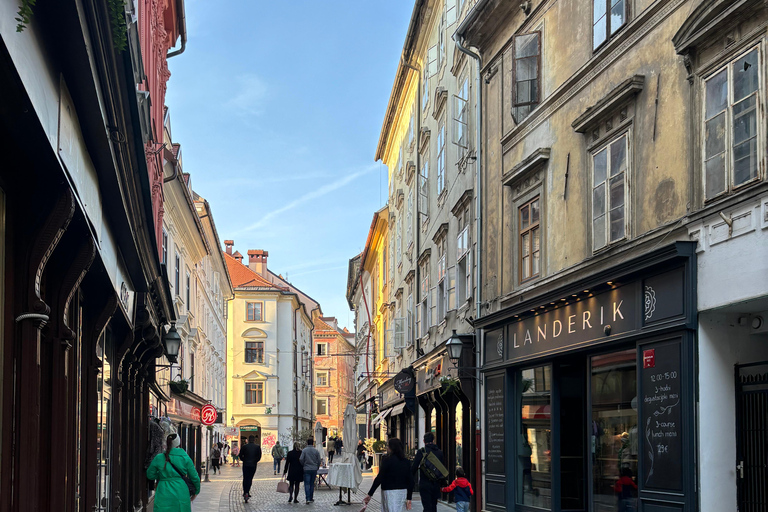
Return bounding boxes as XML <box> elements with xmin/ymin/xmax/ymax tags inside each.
<box><xmin>390</xmin><ymin>403</ymin><xmax>406</xmax><ymax>417</ymax></box>
<box><xmin>371</xmin><ymin>407</ymin><xmax>392</xmax><ymax>426</ymax></box>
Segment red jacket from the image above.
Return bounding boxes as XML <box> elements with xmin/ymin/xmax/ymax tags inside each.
<box><xmin>442</xmin><ymin>477</ymin><xmax>474</xmax><ymax>502</ymax></box>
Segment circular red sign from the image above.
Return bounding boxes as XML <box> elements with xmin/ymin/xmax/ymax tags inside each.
<box><xmin>201</xmin><ymin>404</ymin><xmax>217</xmax><ymax>426</ymax></box>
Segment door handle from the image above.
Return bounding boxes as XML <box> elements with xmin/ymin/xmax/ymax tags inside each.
<box><xmin>736</xmin><ymin>460</ymin><xmax>744</xmax><ymax>479</ymax></box>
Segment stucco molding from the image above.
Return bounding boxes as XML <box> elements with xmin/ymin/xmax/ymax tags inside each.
<box><xmin>417</xmin><ymin>248</ymin><xmax>432</xmax><ymax>265</ymax></box>
<box><xmin>571</xmin><ymin>76</ymin><xmax>645</xmax><ymax>133</ymax></box>
<box><xmin>432</xmin><ymin>222</ymin><xmax>450</xmax><ymax>243</ymax></box>
<box><xmin>502</xmin><ymin>147</ymin><xmax>551</xmax><ymax>187</ymax></box>
<box><xmin>451</xmin><ymin>189</ymin><xmax>474</xmax><ymax>216</ymax></box>
<box><xmin>672</xmin><ymin>0</ymin><xmax>764</xmax><ymax>55</ymax></box>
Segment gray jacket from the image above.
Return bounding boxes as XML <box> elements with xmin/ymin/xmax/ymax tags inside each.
<box><xmin>299</xmin><ymin>446</ymin><xmax>322</xmax><ymax>472</ymax></box>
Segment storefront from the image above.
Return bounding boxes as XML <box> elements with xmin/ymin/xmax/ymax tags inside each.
<box><xmin>481</xmin><ymin>243</ymin><xmax>697</xmax><ymax>512</ymax></box>
<box><xmin>168</xmin><ymin>393</ymin><xmax>205</xmax><ymax>472</ymax></box>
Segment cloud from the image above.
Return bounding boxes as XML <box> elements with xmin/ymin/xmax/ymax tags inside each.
<box><xmin>225</xmin><ymin>74</ymin><xmax>268</xmax><ymax>115</ymax></box>
<box><xmin>239</xmin><ymin>163</ymin><xmax>378</xmax><ymax>233</ymax></box>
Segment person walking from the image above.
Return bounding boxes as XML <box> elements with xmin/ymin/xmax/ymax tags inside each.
<box><xmin>230</xmin><ymin>444</ymin><xmax>240</xmax><ymax>467</ymax></box>
<box><xmin>327</xmin><ymin>436</ymin><xmax>336</xmax><ymax>464</ymax></box>
<box><xmin>210</xmin><ymin>443</ymin><xmax>221</xmax><ymax>475</ymax></box>
<box><xmin>441</xmin><ymin>467</ymin><xmax>473</xmax><ymax>512</ymax></box>
<box><xmin>239</xmin><ymin>435</ymin><xmax>262</xmax><ymax>502</ymax></box>
<box><xmin>299</xmin><ymin>437</ymin><xmax>322</xmax><ymax>504</ymax></box>
<box><xmin>362</xmin><ymin>438</ymin><xmax>413</xmax><ymax>512</ymax></box>
<box><xmin>411</xmin><ymin>433</ymin><xmax>445</xmax><ymax>512</ymax></box>
<box><xmin>356</xmin><ymin>440</ymin><xmax>366</xmax><ymax>470</ymax></box>
<box><xmin>283</xmin><ymin>442</ymin><xmax>304</xmax><ymax>504</ymax></box>
<box><xmin>272</xmin><ymin>441</ymin><xmax>285</xmax><ymax>475</ymax></box>
<box><xmin>146</xmin><ymin>433</ymin><xmax>201</xmax><ymax>512</ymax></box>
<box><xmin>222</xmin><ymin>443</ymin><xmax>230</xmax><ymax>465</ymax></box>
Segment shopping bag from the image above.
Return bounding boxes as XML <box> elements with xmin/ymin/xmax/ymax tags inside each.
<box><xmin>276</xmin><ymin>477</ymin><xmax>290</xmax><ymax>494</ymax></box>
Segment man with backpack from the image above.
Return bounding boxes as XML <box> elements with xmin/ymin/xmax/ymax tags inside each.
<box><xmin>412</xmin><ymin>432</ymin><xmax>448</xmax><ymax>512</ymax></box>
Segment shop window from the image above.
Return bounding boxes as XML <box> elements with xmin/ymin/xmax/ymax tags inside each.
<box><xmin>245</xmin><ymin>341</ymin><xmax>264</xmax><ymax>364</ymax></box>
<box><xmin>703</xmin><ymin>47</ymin><xmax>761</xmax><ymax>201</ymax></box>
<box><xmin>593</xmin><ymin>0</ymin><xmax>626</xmax><ymax>50</ymax></box>
<box><xmin>455</xmin><ymin>402</ymin><xmax>463</xmax><ymax>468</ymax></box>
<box><xmin>245</xmin><ymin>382</ymin><xmax>264</xmax><ymax>405</ymax></box>
<box><xmin>519</xmin><ymin>197</ymin><xmax>541</xmax><ymax>282</ymax></box>
<box><xmin>591</xmin><ymin>348</ymin><xmax>638</xmax><ymax>511</ymax></box>
<box><xmin>592</xmin><ymin>133</ymin><xmax>628</xmax><ymax>251</ymax></box>
<box><xmin>517</xmin><ymin>365</ymin><xmax>551</xmax><ymax>508</ymax></box>
<box><xmin>246</xmin><ymin>301</ymin><xmax>263</xmax><ymax>322</ymax></box>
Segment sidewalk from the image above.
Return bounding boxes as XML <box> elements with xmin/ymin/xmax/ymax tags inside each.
<box><xmin>192</xmin><ymin>460</ymin><xmax>456</xmax><ymax>512</ymax></box>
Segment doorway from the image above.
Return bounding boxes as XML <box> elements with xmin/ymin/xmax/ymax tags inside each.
<box><xmin>736</xmin><ymin>362</ymin><xmax>768</xmax><ymax>512</ymax></box>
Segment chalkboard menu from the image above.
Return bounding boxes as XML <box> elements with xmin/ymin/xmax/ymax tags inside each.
<box><xmin>486</xmin><ymin>374</ymin><xmax>505</xmax><ymax>474</ymax></box>
<box><xmin>640</xmin><ymin>341</ymin><xmax>682</xmax><ymax>490</ymax></box>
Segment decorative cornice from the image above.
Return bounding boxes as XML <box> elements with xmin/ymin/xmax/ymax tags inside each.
<box><xmin>432</xmin><ymin>87</ymin><xmax>448</xmax><ymax>120</ymax></box>
<box><xmin>419</xmin><ymin>127</ymin><xmax>431</xmax><ymax>153</ymax></box>
<box><xmin>571</xmin><ymin>76</ymin><xmax>645</xmax><ymax>133</ymax></box>
<box><xmin>672</xmin><ymin>0</ymin><xmax>763</xmax><ymax>55</ymax></box>
<box><xmin>405</xmin><ymin>269</ymin><xmax>416</xmax><ymax>284</ymax></box>
<box><xmin>502</xmin><ymin>147</ymin><xmax>551</xmax><ymax>186</ymax></box>
<box><xmin>451</xmin><ymin>189</ymin><xmax>474</xmax><ymax>216</ymax></box>
<box><xmin>432</xmin><ymin>223</ymin><xmax>449</xmax><ymax>243</ymax></box>
<box><xmin>405</xmin><ymin>161</ymin><xmax>416</xmax><ymax>185</ymax></box>
<box><xmin>417</xmin><ymin>248</ymin><xmax>432</xmax><ymax>265</ymax></box>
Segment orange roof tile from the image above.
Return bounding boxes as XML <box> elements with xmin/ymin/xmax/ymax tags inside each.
<box><xmin>223</xmin><ymin>252</ymin><xmax>283</xmax><ymax>289</ymax></box>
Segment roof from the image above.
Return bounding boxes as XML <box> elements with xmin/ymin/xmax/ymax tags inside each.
<box><xmin>223</xmin><ymin>252</ymin><xmax>285</xmax><ymax>290</ymax></box>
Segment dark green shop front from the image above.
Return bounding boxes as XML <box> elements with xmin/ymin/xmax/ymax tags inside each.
<box><xmin>481</xmin><ymin>243</ymin><xmax>697</xmax><ymax>512</ymax></box>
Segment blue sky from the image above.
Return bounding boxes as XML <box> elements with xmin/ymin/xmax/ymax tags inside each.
<box><xmin>166</xmin><ymin>1</ymin><xmax>412</xmax><ymax>329</ymax></box>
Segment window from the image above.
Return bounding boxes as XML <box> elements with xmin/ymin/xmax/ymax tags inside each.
<box><xmin>418</xmin><ymin>259</ymin><xmax>430</xmax><ymax>337</ymax></box>
<box><xmin>422</xmin><ymin>65</ymin><xmax>430</xmax><ymax>111</ymax></box>
<box><xmin>317</xmin><ymin>343</ymin><xmax>328</xmax><ymax>356</ymax></box>
<box><xmin>592</xmin><ymin>133</ymin><xmax>628</xmax><ymax>250</ymax></box>
<box><xmin>439</xmin><ymin>14</ymin><xmax>445</xmax><ymax>68</ymax></box>
<box><xmin>454</xmin><ymin>76</ymin><xmax>470</xmax><ymax>160</ymax></box>
<box><xmin>407</xmin><ymin>189</ymin><xmax>414</xmax><ymax>247</ymax></box>
<box><xmin>437</xmin><ymin>238</ymin><xmax>447</xmax><ymax>319</ymax></box>
<box><xmin>396</xmin><ymin>215</ymin><xmax>403</xmax><ymax>265</ymax></box>
<box><xmin>593</xmin><ymin>0</ymin><xmax>626</xmax><ymax>50</ymax></box>
<box><xmin>519</xmin><ymin>197</ymin><xmax>541</xmax><ymax>281</ymax></box>
<box><xmin>408</xmin><ymin>110</ymin><xmax>415</xmax><ymax>147</ymax></box>
<box><xmin>513</xmin><ymin>32</ymin><xmax>541</xmax><ymax>123</ymax></box>
<box><xmin>703</xmin><ymin>48</ymin><xmax>760</xmax><ymax>201</ymax></box>
<box><xmin>382</xmin><ymin>244</ymin><xmax>388</xmax><ymax>284</ymax></box>
<box><xmin>316</xmin><ymin>398</ymin><xmax>328</xmax><ymax>416</ymax></box>
<box><xmin>189</xmin><ymin>352</ymin><xmax>195</xmax><ymax>392</ymax></box>
<box><xmin>406</xmin><ymin>287</ymin><xmax>414</xmax><ymax>345</ymax></box>
<box><xmin>457</xmin><ymin>204</ymin><xmax>472</xmax><ymax>302</ymax></box>
<box><xmin>246</xmin><ymin>302</ymin><xmax>263</xmax><ymax>321</ymax></box>
<box><xmin>245</xmin><ymin>341</ymin><xmax>264</xmax><ymax>363</ymax></box>
<box><xmin>162</xmin><ymin>229</ymin><xmax>168</xmax><ymax>264</ymax></box>
<box><xmin>517</xmin><ymin>365</ymin><xmax>551</xmax><ymax>507</ymax></box>
<box><xmin>185</xmin><ymin>271</ymin><xmax>191</xmax><ymax>310</ymax></box>
<box><xmin>437</xmin><ymin>117</ymin><xmax>446</xmax><ymax>195</ymax></box>
<box><xmin>174</xmin><ymin>252</ymin><xmax>180</xmax><ymax>292</ymax></box>
<box><xmin>316</xmin><ymin>372</ymin><xmax>328</xmax><ymax>387</ymax></box>
<box><xmin>245</xmin><ymin>382</ymin><xmax>264</xmax><ymax>405</ymax></box>
<box><xmin>419</xmin><ymin>156</ymin><xmax>430</xmax><ymax>225</ymax></box>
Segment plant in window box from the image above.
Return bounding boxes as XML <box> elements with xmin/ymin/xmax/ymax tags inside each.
<box><xmin>439</xmin><ymin>375</ymin><xmax>461</xmax><ymax>396</ymax></box>
<box><xmin>372</xmin><ymin>439</ymin><xmax>387</xmax><ymax>454</ymax></box>
<box><xmin>169</xmin><ymin>374</ymin><xmax>193</xmax><ymax>395</ymax></box>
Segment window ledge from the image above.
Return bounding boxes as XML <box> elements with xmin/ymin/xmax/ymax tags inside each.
<box><xmin>572</xmin><ymin>75</ymin><xmax>645</xmax><ymax>133</ymax></box>
<box><xmin>502</xmin><ymin>147</ymin><xmax>551</xmax><ymax>187</ymax></box>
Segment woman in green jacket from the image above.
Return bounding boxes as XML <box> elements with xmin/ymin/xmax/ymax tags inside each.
<box><xmin>147</xmin><ymin>434</ymin><xmax>201</xmax><ymax>512</ymax></box>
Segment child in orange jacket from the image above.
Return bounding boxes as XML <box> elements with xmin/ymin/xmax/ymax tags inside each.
<box><xmin>441</xmin><ymin>467</ymin><xmax>473</xmax><ymax>512</ymax></box>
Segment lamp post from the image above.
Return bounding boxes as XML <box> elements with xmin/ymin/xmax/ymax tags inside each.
<box><xmin>163</xmin><ymin>323</ymin><xmax>182</xmax><ymax>363</ymax></box>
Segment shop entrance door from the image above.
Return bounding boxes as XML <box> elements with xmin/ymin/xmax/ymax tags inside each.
<box><xmin>736</xmin><ymin>362</ymin><xmax>768</xmax><ymax>512</ymax></box>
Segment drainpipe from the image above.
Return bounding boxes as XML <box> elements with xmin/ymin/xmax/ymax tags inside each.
<box><xmin>294</xmin><ymin>303</ymin><xmax>301</xmax><ymax>433</ymax></box>
<box><xmin>167</xmin><ymin>0</ymin><xmax>187</xmax><ymax>59</ymax></box>
<box><xmin>400</xmin><ymin>57</ymin><xmax>421</xmax><ymax>362</ymax></box>
<box><xmin>453</xmin><ymin>30</ymin><xmax>482</xmax><ymax>510</ymax></box>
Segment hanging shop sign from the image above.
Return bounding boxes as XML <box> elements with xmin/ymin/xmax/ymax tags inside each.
<box><xmin>393</xmin><ymin>369</ymin><xmax>416</xmax><ymax>394</ymax></box>
<box><xmin>201</xmin><ymin>404</ymin><xmax>217</xmax><ymax>426</ymax></box>
<box><xmin>416</xmin><ymin>353</ymin><xmax>456</xmax><ymax>396</ymax></box>
<box><xmin>356</xmin><ymin>414</ymin><xmax>367</xmax><ymax>425</ymax></box>
<box><xmin>167</xmin><ymin>399</ymin><xmax>201</xmax><ymax>423</ymax></box>
<box><xmin>379</xmin><ymin>380</ymin><xmax>403</xmax><ymax>409</ymax></box>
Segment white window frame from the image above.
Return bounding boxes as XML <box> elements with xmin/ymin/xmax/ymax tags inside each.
<box><xmin>701</xmin><ymin>45</ymin><xmax>763</xmax><ymax>202</ymax></box>
<box><xmin>437</xmin><ymin>116</ymin><xmax>446</xmax><ymax>195</ymax></box>
<box><xmin>245</xmin><ymin>382</ymin><xmax>264</xmax><ymax>405</ymax></box>
<box><xmin>316</xmin><ymin>342</ymin><xmax>328</xmax><ymax>356</ymax></box>
<box><xmin>453</xmin><ymin>76</ymin><xmax>470</xmax><ymax>160</ymax></box>
<box><xmin>591</xmin><ymin>131</ymin><xmax>630</xmax><ymax>252</ymax></box>
<box><xmin>316</xmin><ymin>371</ymin><xmax>329</xmax><ymax>387</ymax></box>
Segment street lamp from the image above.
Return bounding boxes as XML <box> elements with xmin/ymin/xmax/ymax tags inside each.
<box><xmin>230</xmin><ymin>415</ymin><xmax>235</xmax><ymax>426</ymax></box>
<box><xmin>163</xmin><ymin>323</ymin><xmax>182</xmax><ymax>364</ymax></box>
<box><xmin>446</xmin><ymin>330</ymin><xmax>465</xmax><ymax>362</ymax></box>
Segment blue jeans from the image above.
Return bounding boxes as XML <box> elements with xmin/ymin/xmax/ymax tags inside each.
<box><xmin>273</xmin><ymin>458</ymin><xmax>282</xmax><ymax>472</ymax></box>
<box><xmin>456</xmin><ymin>501</ymin><xmax>470</xmax><ymax>512</ymax></box>
<box><xmin>303</xmin><ymin>470</ymin><xmax>317</xmax><ymax>501</ymax></box>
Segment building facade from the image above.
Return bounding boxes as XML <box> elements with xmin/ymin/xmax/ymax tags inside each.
<box><xmin>224</xmin><ymin>244</ymin><xmax>315</xmax><ymax>458</ymax></box>
<box><xmin>0</xmin><ymin>0</ymin><xmax>182</xmax><ymax>511</ymax></box>
<box><xmin>455</xmin><ymin>0</ymin><xmax>768</xmax><ymax>511</ymax></box>
<box><xmin>313</xmin><ymin>317</ymin><xmax>356</xmax><ymax>438</ymax></box>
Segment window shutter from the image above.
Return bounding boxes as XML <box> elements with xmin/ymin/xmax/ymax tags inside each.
<box><xmin>394</xmin><ymin>318</ymin><xmax>406</xmax><ymax>349</ymax></box>
<box><xmin>430</xmin><ymin>286</ymin><xmax>438</xmax><ymax>326</ymax></box>
<box><xmin>428</xmin><ymin>45</ymin><xmax>438</xmax><ymax>77</ymax></box>
<box><xmin>446</xmin><ymin>0</ymin><xmax>458</xmax><ymax>26</ymax></box>
<box><xmin>447</xmin><ymin>266</ymin><xmax>457</xmax><ymax>311</ymax></box>
<box><xmin>406</xmin><ymin>310</ymin><xmax>414</xmax><ymax>346</ymax></box>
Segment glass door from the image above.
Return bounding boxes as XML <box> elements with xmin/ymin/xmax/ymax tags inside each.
<box><xmin>517</xmin><ymin>365</ymin><xmax>552</xmax><ymax>509</ymax></box>
<box><xmin>95</xmin><ymin>330</ymin><xmax>113</xmax><ymax>511</ymax></box>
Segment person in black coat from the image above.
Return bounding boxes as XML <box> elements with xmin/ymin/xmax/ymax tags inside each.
<box><xmin>363</xmin><ymin>438</ymin><xmax>413</xmax><ymax>511</ymax></box>
<box><xmin>411</xmin><ymin>433</ymin><xmax>445</xmax><ymax>512</ymax></box>
<box><xmin>239</xmin><ymin>436</ymin><xmax>262</xmax><ymax>501</ymax></box>
<box><xmin>283</xmin><ymin>442</ymin><xmax>304</xmax><ymax>504</ymax></box>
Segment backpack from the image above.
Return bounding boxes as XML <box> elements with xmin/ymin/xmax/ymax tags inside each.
<box><xmin>418</xmin><ymin>447</ymin><xmax>449</xmax><ymax>482</ymax></box>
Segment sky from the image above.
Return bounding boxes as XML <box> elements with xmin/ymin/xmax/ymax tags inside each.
<box><xmin>166</xmin><ymin>0</ymin><xmax>413</xmax><ymax>329</ymax></box>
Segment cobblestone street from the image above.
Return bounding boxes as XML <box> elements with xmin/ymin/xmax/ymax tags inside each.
<box><xmin>192</xmin><ymin>461</ymin><xmax>455</xmax><ymax>512</ymax></box>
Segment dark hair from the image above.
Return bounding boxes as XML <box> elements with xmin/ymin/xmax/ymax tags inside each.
<box><xmin>248</xmin><ymin>435</ymin><xmax>255</xmax><ymax>443</ymax></box>
<box><xmin>456</xmin><ymin>467</ymin><xmax>466</xmax><ymax>478</ymax></box>
<box><xmin>424</xmin><ymin>432</ymin><xmax>435</xmax><ymax>444</ymax></box>
<box><xmin>307</xmin><ymin>437</ymin><xmax>314</xmax><ymax>446</ymax></box>
<box><xmin>387</xmin><ymin>438</ymin><xmax>406</xmax><ymax>460</ymax></box>
<box><xmin>217</xmin><ymin>442</ymin><xmax>223</xmax><ymax>449</ymax></box>
<box><xmin>293</xmin><ymin>442</ymin><xmax>301</xmax><ymax>451</ymax></box>
<box><xmin>620</xmin><ymin>467</ymin><xmax>633</xmax><ymax>478</ymax></box>
<box><xmin>163</xmin><ymin>434</ymin><xmax>175</xmax><ymax>468</ymax></box>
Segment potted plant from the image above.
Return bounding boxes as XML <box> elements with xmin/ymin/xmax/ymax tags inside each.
<box><xmin>370</xmin><ymin>439</ymin><xmax>388</xmax><ymax>475</ymax></box>
<box><xmin>169</xmin><ymin>374</ymin><xmax>193</xmax><ymax>395</ymax></box>
<box><xmin>439</xmin><ymin>375</ymin><xmax>461</xmax><ymax>396</ymax></box>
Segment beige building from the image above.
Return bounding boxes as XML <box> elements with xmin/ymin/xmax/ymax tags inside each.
<box><xmin>224</xmin><ymin>244</ymin><xmax>316</xmax><ymax>458</ymax></box>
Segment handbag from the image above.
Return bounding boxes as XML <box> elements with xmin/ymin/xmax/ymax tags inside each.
<box><xmin>276</xmin><ymin>475</ymin><xmax>290</xmax><ymax>494</ymax></box>
<box><xmin>168</xmin><ymin>458</ymin><xmax>196</xmax><ymax>497</ymax></box>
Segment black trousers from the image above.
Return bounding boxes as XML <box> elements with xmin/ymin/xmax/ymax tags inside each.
<box><xmin>419</xmin><ymin>481</ymin><xmax>442</xmax><ymax>512</ymax></box>
<box><xmin>243</xmin><ymin>464</ymin><xmax>257</xmax><ymax>495</ymax></box>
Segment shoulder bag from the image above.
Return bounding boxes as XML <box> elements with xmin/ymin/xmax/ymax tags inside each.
<box><xmin>168</xmin><ymin>458</ymin><xmax>196</xmax><ymax>497</ymax></box>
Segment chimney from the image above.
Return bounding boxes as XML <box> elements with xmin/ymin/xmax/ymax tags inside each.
<box><xmin>247</xmin><ymin>250</ymin><xmax>269</xmax><ymax>277</ymax></box>
<box><xmin>224</xmin><ymin>240</ymin><xmax>234</xmax><ymax>255</ymax></box>
<box><xmin>233</xmin><ymin>251</ymin><xmax>243</xmax><ymax>263</ymax></box>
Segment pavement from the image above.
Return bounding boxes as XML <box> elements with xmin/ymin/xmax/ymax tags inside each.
<box><xmin>191</xmin><ymin>459</ymin><xmax>456</xmax><ymax>512</ymax></box>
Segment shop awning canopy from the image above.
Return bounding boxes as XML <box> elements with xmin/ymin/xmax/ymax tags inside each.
<box><xmin>371</xmin><ymin>407</ymin><xmax>392</xmax><ymax>426</ymax></box>
<box><xmin>390</xmin><ymin>403</ymin><xmax>406</xmax><ymax>416</ymax></box>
